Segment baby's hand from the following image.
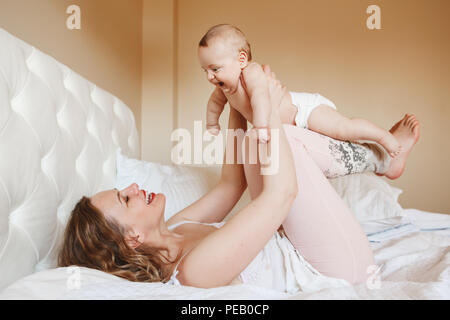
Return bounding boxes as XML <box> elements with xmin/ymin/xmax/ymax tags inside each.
<box><xmin>206</xmin><ymin>124</ymin><xmax>221</xmax><ymax>136</ymax></box>
<box><xmin>254</xmin><ymin>127</ymin><xmax>271</xmax><ymax>144</ymax></box>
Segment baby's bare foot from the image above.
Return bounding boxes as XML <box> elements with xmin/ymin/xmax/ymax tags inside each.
<box><xmin>379</xmin><ymin>133</ymin><xmax>402</xmax><ymax>157</ymax></box>
<box><xmin>380</xmin><ymin>114</ymin><xmax>420</xmax><ymax>180</ymax></box>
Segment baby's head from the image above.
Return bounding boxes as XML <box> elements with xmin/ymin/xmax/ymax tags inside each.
<box><xmin>198</xmin><ymin>24</ymin><xmax>252</xmax><ymax>93</ymax></box>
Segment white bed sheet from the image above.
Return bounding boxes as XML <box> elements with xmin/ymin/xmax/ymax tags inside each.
<box><xmin>1</xmin><ymin>208</ymin><xmax>448</xmax><ymax>300</ymax></box>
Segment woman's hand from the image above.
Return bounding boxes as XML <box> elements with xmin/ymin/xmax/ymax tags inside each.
<box><xmin>262</xmin><ymin>64</ymin><xmax>286</xmax><ymax>112</ymax></box>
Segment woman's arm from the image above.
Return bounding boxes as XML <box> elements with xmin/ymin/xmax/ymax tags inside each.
<box><xmin>219</xmin><ymin>107</ymin><xmax>248</xmax><ymax>189</ymax></box>
<box><xmin>178</xmin><ymin>75</ymin><xmax>299</xmax><ymax>288</ymax></box>
<box><xmin>242</xmin><ymin>62</ymin><xmax>271</xmax><ymax>131</ymax></box>
<box><xmin>166</xmin><ymin>107</ymin><xmax>248</xmax><ymax>226</ymax></box>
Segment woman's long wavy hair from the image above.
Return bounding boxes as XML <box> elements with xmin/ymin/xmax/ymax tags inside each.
<box><xmin>58</xmin><ymin>196</ymin><xmax>182</xmax><ymax>283</ymax></box>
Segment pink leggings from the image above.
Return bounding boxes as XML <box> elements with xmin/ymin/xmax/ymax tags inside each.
<box><xmin>244</xmin><ymin>125</ymin><xmax>390</xmax><ymax>284</ymax></box>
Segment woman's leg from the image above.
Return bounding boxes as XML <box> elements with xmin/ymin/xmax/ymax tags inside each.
<box><xmin>244</xmin><ymin>126</ymin><xmax>391</xmax><ymax>201</ymax></box>
<box><xmin>243</xmin><ymin>125</ymin><xmax>376</xmax><ymax>284</ymax></box>
<box><xmin>282</xmin><ymin>125</ymin><xmax>375</xmax><ymax>284</ymax></box>
<box><xmin>287</xmin><ymin>127</ymin><xmax>392</xmax><ymax>179</ymax></box>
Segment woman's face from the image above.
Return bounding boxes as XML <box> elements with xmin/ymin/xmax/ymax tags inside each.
<box><xmin>91</xmin><ymin>183</ymin><xmax>166</xmax><ymax>243</ymax></box>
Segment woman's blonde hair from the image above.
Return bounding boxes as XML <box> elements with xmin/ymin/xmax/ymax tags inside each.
<box><xmin>58</xmin><ymin>196</ymin><xmax>181</xmax><ymax>283</ymax></box>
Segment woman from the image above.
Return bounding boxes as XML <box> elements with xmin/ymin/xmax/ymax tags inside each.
<box><xmin>59</xmin><ymin>67</ymin><xmax>420</xmax><ymax>290</ymax></box>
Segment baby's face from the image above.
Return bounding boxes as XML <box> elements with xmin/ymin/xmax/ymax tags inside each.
<box><xmin>198</xmin><ymin>40</ymin><xmax>243</xmax><ymax>94</ymax></box>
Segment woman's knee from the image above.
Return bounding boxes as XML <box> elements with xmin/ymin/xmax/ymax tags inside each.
<box><xmin>282</xmin><ymin>125</ymin><xmax>308</xmax><ymax>152</ymax></box>
<box><xmin>282</xmin><ymin>124</ymin><xmax>304</xmax><ymax>141</ymax></box>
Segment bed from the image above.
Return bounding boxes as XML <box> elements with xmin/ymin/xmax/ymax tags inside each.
<box><xmin>0</xmin><ymin>28</ymin><xmax>448</xmax><ymax>300</ymax></box>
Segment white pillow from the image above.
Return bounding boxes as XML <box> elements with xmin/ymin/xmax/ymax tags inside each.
<box><xmin>115</xmin><ymin>149</ymin><xmax>219</xmax><ymax>221</ymax></box>
<box><xmin>328</xmin><ymin>172</ymin><xmax>404</xmax><ymax>221</ymax></box>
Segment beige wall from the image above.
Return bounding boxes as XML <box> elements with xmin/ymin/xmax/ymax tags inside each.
<box><xmin>0</xmin><ymin>0</ymin><xmax>143</xmax><ymax>144</ymax></box>
<box><xmin>144</xmin><ymin>0</ymin><xmax>449</xmax><ymax>213</ymax></box>
<box><xmin>141</xmin><ymin>0</ymin><xmax>176</xmax><ymax>164</ymax></box>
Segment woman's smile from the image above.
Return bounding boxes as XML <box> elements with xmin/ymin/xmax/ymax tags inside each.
<box><xmin>142</xmin><ymin>190</ymin><xmax>156</xmax><ymax>206</ymax></box>
<box><xmin>146</xmin><ymin>192</ymin><xmax>156</xmax><ymax>205</ymax></box>
<box><xmin>142</xmin><ymin>189</ymin><xmax>156</xmax><ymax>205</ymax></box>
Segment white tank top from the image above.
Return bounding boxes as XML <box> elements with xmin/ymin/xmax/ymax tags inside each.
<box><xmin>166</xmin><ymin>220</ymin><xmax>350</xmax><ymax>294</ymax></box>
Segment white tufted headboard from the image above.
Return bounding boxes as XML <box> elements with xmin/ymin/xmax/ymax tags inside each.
<box><xmin>0</xmin><ymin>28</ymin><xmax>140</xmax><ymax>291</ymax></box>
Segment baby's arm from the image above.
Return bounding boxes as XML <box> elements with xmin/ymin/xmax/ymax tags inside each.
<box><xmin>308</xmin><ymin>105</ymin><xmax>401</xmax><ymax>157</ymax></box>
<box><xmin>206</xmin><ymin>87</ymin><xmax>228</xmax><ymax>135</ymax></box>
<box><xmin>241</xmin><ymin>62</ymin><xmax>272</xmax><ymax>142</ymax></box>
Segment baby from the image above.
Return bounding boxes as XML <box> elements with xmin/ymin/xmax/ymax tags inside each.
<box><xmin>198</xmin><ymin>24</ymin><xmax>403</xmax><ymax>157</ymax></box>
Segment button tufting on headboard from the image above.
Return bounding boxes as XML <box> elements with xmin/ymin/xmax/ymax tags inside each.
<box><xmin>0</xmin><ymin>28</ymin><xmax>140</xmax><ymax>291</ymax></box>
